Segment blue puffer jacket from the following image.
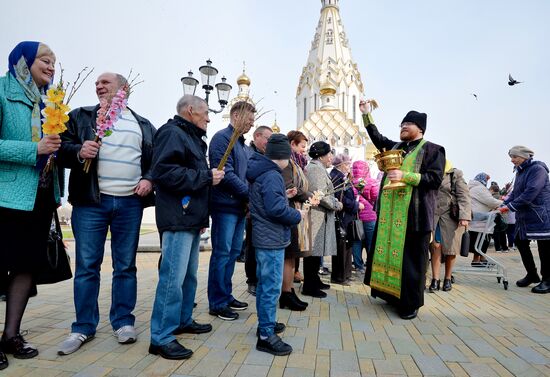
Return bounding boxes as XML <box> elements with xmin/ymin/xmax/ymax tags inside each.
<box><xmin>209</xmin><ymin>125</ymin><xmax>250</xmax><ymax>216</ymax></box>
<box><xmin>504</xmin><ymin>159</ymin><xmax>550</xmax><ymax>240</ymax></box>
<box><xmin>247</xmin><ymin>153</ymin><xmax>301</xmax><ymax>249</ymax></box>
<box><xmin>0</xmin><ymin>73</ymin><xmax>60</xmax><ymax>211</ymax></box>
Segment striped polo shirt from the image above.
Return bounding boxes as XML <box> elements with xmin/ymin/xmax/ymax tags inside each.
<box><xmin>97</xmin><ymin>109</ymin><xmax>143</xmax><ymax>196</ymax></box>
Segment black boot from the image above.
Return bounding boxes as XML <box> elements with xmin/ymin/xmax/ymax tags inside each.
<box><xmin>428</xmin><ymin>279</ymin><xmax>440</xmax><ymax>293</ymax></box>
<box><xmin>516</xmin><ymin>274</ymin><xmax>541</xmax><ymax>287</ymax></box>
<box><xmin>442</xmin><ymin>278</ymin><xmax>452</xmax><ymax>292</ymax></box>
<box><xmin>291</xmin><ymin>288</ymin><xmax>308</xmax><ymax>308</ymax></box>
<box><xmin>279</xmin><ymin>291</ymin><xmax>307</xmax><ymax>311</ymax></box>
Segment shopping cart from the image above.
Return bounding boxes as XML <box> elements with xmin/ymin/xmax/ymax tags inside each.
<box><xmin>453</xmin><ymin>211</ymin><xmax>509</xmax><ymax>290</ymax></box>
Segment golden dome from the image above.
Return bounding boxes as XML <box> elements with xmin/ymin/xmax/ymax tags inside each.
<box><xmin>237</xmin><ymin>72</ymin><xmax>251</xmax><ymax>86</ymax></box>
<box><xmin>272</xmin><ymin>118</ymin><xmax>280</xmax><ymax>133</ymax></box>
<box><xmin>319</xmin><ymin>79</ymin><xmax>336</xmax><ymax>96</ymax></box>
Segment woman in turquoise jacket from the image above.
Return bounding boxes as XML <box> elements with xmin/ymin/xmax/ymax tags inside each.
<box><xmin>0</xmin><ymin>41</ymin><xmax>61</xmax><ymax>370</ymax></box>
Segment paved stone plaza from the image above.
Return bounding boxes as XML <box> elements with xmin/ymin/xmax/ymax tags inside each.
<box><xmin>2</xmin><ymin>240</ymin><xmax>550</xmax><ymax>377</ymax></box>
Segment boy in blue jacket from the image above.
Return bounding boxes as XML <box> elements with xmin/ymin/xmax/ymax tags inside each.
<box><xmin>246</xmin><ymin>134</ymin><xmax>305</xmax><ymax>356</ymax></box>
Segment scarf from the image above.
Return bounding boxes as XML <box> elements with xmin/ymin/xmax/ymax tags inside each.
<box><xmin>473</xmin><ymin>172</ymin><xmax>489</xmax><ymax>187</ymax></box>
<box><xmin>8</xmin><ymin>41</ymin><xmax>45</xmax><ymax>143</ymax></box>
<box><xmin>291</xmin><ymin>151</ymin><xmax>308</xmax><ymax>170</ymax></box>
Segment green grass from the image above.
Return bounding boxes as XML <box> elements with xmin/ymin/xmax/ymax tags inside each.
<box><xmin>61</xmin><ymin>226</ymin><xmax>156</xmax><ymax>240</ymax></box>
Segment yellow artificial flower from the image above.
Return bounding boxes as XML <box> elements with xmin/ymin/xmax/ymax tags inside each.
<box><xmin>46</xmin><ymin>87</ymin><xmax>65</xmax><ymax>104</ymax></box>
<box><xmin>58</xmin><ymin>103</ymin><xmax>70</xmax><ymax>114</ymax></box>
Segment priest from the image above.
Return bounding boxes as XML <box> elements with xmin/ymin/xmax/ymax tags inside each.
<box><xmin>359</xmin><ymin>101</ymin><xmax>445</xmax><ymax>319</ymax></box>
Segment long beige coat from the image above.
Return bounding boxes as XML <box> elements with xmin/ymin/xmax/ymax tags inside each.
<box><xmin>434</xmin><ymin>168</ymin><xmax>472</xmax><ymax>255</ymax></box>
<box><xmin>305</xmin><ymin>160</ymin><xmax>339</xmax><ymax>257</ymax></box>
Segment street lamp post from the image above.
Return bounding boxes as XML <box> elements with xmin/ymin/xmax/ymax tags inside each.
<box><xmin>181</xmin><ymin>59</ymin><xmax>232</xmax><ymax>113</ymax></box>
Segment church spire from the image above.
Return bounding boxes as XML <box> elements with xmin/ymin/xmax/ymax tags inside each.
<box><xmin>296</xmin><ymin>0</ymin><xmax>364</xmax><ymax>121</ymax></box>
<box><xmin>321</xmin><ymin>0</ymin><xmax>339</xmax><ymax>10</ymax></box>
<box><xmin>296</xmin><ymin>1</ymin><xmax>374</xmax><ymax>159</ymax></box>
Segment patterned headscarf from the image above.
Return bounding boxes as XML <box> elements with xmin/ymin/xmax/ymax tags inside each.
<box><xmin>8</xmin><ymin>41</ymin><xmax>48</xmax><ymax>143</ymax></box>
<box><xmin>473</xmin><ymin>172</ymin><xmax>490</xmax><ymax>187</ymax></box>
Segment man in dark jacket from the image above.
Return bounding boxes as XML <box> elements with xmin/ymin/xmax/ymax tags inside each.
<box><xmin>247</xmin><ymin>134</ymin><xmax>303</xmax><ymax>355</ymax></box>
<box><xmin>359</xmin><ymin>101</ymin><xmax>445</xmax><ymax>320</ymax></box>
<box><xmin>243</xmin><ymin>126</ymin><xmax>273</xmax><ymax>295</ymax></box>
<box><xmin>57</xmin><ymin>72</ymin><xmax>156</xmax><ymax>355</ymax></box>
<box><xmin>207</xmin><ymin>101</ymin><xmax>255</xmax><ymax>320</ymax></box>
<box><xmin>148</xmin><ymin>95</ymin><xmax>225</xmax><ymax>360</ymax></box>
<box><xmin>501</xmin><ymin>146</ymin><xmax>550</xmax><ymax>293</ymax></box>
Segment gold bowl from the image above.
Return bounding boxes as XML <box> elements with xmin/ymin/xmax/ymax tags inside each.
<box><xmin>374</xmin><ymin>149</ymin><xmax>406</xmax><ymax>190</ymax></box>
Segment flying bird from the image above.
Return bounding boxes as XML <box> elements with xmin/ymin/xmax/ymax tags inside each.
<box><xmin>471</xmin><ymin>93</ymin><xmax>478</xmax><ymax>100</ymax></box>
<box><xmin>508</xmin><ymin>74</ymin><xmax>522</xmax><ymax>86</ymax></box>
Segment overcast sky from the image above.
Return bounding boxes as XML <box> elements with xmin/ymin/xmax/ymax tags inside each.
<box><xmin>2</xmin><ymin>0</ymin><xmax>549</xmax><ymax>186</ymax></box>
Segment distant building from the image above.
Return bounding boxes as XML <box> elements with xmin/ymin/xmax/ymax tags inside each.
<box><xmin>296</xmin><ymin>0</ymin><xmax>376</xmax><ymax>161</ymax></box>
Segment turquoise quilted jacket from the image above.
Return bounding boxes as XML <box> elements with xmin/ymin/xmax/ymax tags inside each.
<box><xmin>0</xmin><ymin>73</ymin><xmax>60</xmax><ymax>211</ymax></box>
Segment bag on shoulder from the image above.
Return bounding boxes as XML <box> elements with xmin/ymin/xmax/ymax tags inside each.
<box><xmin>348</xmin><ymin>217</ymin><xmax>365</xmax><ymax>242</ymax></box>
<box><xmin>36</xmin><ymin>210</ymin><xmax>73</xmax><ymax>285</ymax></box>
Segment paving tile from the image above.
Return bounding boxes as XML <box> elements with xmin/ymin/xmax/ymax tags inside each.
<box><xmin>355</xmin><ymin>340</ymin><xmax>384</xmax><ymax>359</ymax></box>
<box><xmin>510</xmin><ymin>346</ymin><xmax>550</xmax><ymax>365</ymax></box>
<box><xmin>433</xmin><ymin>344</ymin><xmax>469</xmax><ymax>362</ymax></box>
<box><xmin>373</xmin><ymin>359</ymin><xmax>406</xmax><ymax>375</ymax></box>
<box><xmin>459</xmin><ymin>363</ymin><xmax>499</xmax><ymax>377</ymax></box>
<box><xmin>330</xmin><ymin>350</ymin><xmax>359</xmax><ymax>372</ymax></box>
<box><xmin>412</xmin><ymin>355</ymin><xmax>452</xmax><ymax>376</ymax></box>
<box><xmin>282</xmin><ymin>367</ymin><xmax>314</xmax><ymax>377</ymax></box>
<box><xmin>235</xmin><ymin>364</ymin><xmax>270</xmax><ymax>377</ymax></box>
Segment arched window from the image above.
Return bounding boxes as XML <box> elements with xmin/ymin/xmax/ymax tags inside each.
<box><xmin>326</xmin><ymin>29</ymin><xmax>333</xmax><ymax>44</ymax></box>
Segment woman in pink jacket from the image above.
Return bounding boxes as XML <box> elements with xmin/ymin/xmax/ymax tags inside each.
<box><xmin>351</xmin><ymin>161</ymin><xmax>379</xmax><ymax>273</ymax></box>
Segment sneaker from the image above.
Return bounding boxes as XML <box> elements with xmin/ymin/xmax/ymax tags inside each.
<box><xmin>58</xmin><ymin>333</ymin><xmax>94</xmax><ymax>355</ymax></box>
<box><xmin>318</xmin><ymin>268</ymin><xmax>329</xmax><ymax>276</ymax></box>
<box><xmin>229</xmin><ymin>299</ymin><xmax>248</xmax><ymax>311</ymax></box>
<box><xmin>256</xmin><ymin>334</ymin><xmax>292</xmax><ymax>356</ymax></box>
<box><xmin>114</xmin><ymin>325</ymin><xmax>137</xmax><ymax>344</ymax></box>
<box><xmin>247</xmin><ymin>284</ymin><xmax>257</xmax><ymax>296</ymax></box>
<box><xmin>209</xmin><ymin>306</ymin><xmax>239</xmax><ymax>321</ymax></box>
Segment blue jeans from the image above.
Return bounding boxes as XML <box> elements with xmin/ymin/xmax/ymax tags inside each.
<box><xmin>208</xmin><ymin>212</ymin><xmax>246</xmax><ymax>310</ymax></box>
<box><xmin>351</xmin><ymin>221</ymin><xmax>376</xmax><ymax>269</ymax></box>
<box><xmin>71</xmin><ymin>194</ymin><xmax>142</xmax><ymax>335</ymax></box>
<box><xmin>256</xmin><ymin>248</ymin><xmax>284</xmax><ymax>338</ymax></box>
<box><xmin>150</xmin><ymin>230</ymin><xmax>201</xmax><ymax>346</ymax></box>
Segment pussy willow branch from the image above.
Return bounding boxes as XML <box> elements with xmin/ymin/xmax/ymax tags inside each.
<box><xmin>66</xmin><ymin>66</ymin><xmax>94</xmax><ymax>105</ymax></box>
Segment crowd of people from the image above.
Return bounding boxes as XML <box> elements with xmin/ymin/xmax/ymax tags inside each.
<box><xmin>2</xmin><ymin>41</ymin><xmax>550</xmax><ymax>369</ymax></box>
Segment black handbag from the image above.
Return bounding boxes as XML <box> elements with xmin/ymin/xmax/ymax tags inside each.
<box><xmin>349</xmin><ymin>214</ymin><xmax>365</xmax><ymax>242</ymax></box>
<box><xmin>36</xmin><ymin>210</ymin><xmax>73</xmax><ymax>285</ymax></box>
<box><xmin>459</xmin><ymin>229</ymin><xmax>470</xmax><ymax>257</ymax></box>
